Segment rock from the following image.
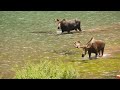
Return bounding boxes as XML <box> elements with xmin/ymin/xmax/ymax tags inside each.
<box><xmin>116</xmin><ymin>75</ymin><xmax>120</xmax><ymax>79</ymax></box>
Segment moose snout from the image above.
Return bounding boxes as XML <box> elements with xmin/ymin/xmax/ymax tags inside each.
<box><xmin>82</xmin><ymin>54</ymin><xmax>84</xmax><ymax>57</ymax></box>
<box><xmin>74</xmin><ymin>45</ymin><xmax>79</xmax><ymax>48</ymax></box>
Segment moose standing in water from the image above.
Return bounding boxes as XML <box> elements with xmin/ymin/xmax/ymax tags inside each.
<box><xmin>55</xmin><ymin>19</ymin><xmax>82</xmax><ymax>33</ymax></box>
<box><xmin>74</xmin><ymin>37</ymin><xmax>105</xmax><ymax>59</ymax></box>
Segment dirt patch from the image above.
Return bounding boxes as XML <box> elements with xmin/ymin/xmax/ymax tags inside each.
<box><xmin>30</xmin><ymin>31</ymin><xmax>53</xmax><ymax>35</ymax></box>
<box><xmin>105</xmin><ymin>46</ymin><xmax>120</xmax><ymax>54</ymax></box>
<box><xmin>100</xmin><ymin>45</ymin><xmax>120</xmax><ymax>59</ymax></box>
<box><xmin>102</xmin><ymin>53</ymin><xmax>111</xmax><ymax>58</ymax></box>
<box><xmin>87</xmin><ymin>23</ymin><xmax>120</xmax><ymax>32</ymax></box>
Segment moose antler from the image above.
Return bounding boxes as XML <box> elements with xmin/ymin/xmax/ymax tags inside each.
<box><xmin>74</xmin><ymin>41</ymin><xmax>85</xmax><ymax>48</ymax></box>
<box><xmin>86</xmin><ymin>37</ymin><xmax>95</xmax><ymax>45</ymax></box>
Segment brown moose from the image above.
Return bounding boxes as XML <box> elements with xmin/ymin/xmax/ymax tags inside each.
<box><xmin>55</xmin><ymin>19</ymin><xmax>82</xmax><ymax>33</ymax></box>
<box><xmin>74</xmin><ymin>37</ymin><xmax>105</xmax><ymax>59</ymax></box>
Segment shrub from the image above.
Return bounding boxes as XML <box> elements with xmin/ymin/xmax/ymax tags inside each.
<box><xmin>14</xmin><ymin>60</ymin><xmax>79</xmax><ymax>79</ymax></box>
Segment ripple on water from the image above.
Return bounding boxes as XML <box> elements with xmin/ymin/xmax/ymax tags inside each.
<box><xmin>103</xmin><ymin>54</ymin><xmax>111</xmax><ymax>58</ymax></box>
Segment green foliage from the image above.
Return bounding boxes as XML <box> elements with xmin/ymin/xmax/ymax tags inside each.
<box><xmin>14</xmin><ymin>54</ymin><xmax>120</xmax><ymax>79</ymax></box>
<box><xmin>14</xmin><ymin>60</ymin><xmax>79</xmax><ymax>79</ymax></box>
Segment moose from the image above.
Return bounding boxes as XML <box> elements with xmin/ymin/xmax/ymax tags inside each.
<box><xmin>74</xmin><ymin>37</ymin><xmax>105</xmax><ymax>59</ymax></box>
<box><xmin>55</xmin><ymin>19</ymin><xmax>82</xmax><ymax>33</ymax></box>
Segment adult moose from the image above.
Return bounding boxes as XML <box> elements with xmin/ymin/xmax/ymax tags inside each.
<box><xmin>55</xmin><ymin>19</ymin><xmax>82</xmax><ymax>33</ymax></box>
<box><xmin>74</xmin><ymin>37</ymin><xmax>105</xmax><ymax>59</ymax></box>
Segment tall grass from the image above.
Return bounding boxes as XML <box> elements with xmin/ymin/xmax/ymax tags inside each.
<box><xmin>14</xmin><ymin>60</ymin><xmax>79</xmax><ymax>79</ymax></box>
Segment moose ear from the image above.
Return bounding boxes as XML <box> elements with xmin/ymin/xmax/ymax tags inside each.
<box><xmin>56</xmin><ymin>19</ymin><xmax>59</xmax><ymax>21</ymax></box>
<box><xmin>77</xmin><ymin>41</ymin><xmax>81</xmax><ymax>43</ymax></box>
<box><xmin>55</xmin><ymin>19</ymin><xmax>59</xmax><ymax>22</ymax></box>
<box><xmin>62</xmin><ymin>19</ymin><xmax>66</xmax><ymax>21</ymax></box>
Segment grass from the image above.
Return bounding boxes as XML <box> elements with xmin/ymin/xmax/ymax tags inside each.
<box><xmin>14</xmin><ymin>54</ymin><xmax>120</xmax><ymax>79</ymax></box>
<box><xmin>14</xmin><ymin>60</ymin><xmax>79</xmax><ymax>79</ymax></box>
<box><xmin>0</xmin><ymin>11</ymin><xmax>120</xmax><ymax>79</ymax></box>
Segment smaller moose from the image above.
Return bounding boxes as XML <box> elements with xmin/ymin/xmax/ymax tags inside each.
<box><xmin>74</xmin><ymin>37</ymin><xmax>105</xmax><ymax>59</ymax></box>
<box><xmin>55</xmin><ymin>19</ymin><xmax>82</xmax><ymax>33</ymax></box>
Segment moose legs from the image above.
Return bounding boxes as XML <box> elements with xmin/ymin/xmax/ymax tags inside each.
<box><xmin>88</xmin><ymin>51</ymin><xmax>91</xmax><ymax>59</ymax></box>
<box><xmin>88</xmin><ymin>51</ymin><xmax>98</xmax><ymax>59</ymax></box>
<box><xmin>98</xmin><ymin>48</ymin><xmax>104</xmax><ymax>57</ymax></box>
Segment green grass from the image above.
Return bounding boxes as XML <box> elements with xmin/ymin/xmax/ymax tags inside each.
<box><xmin>0</xmin><ymin>11</ymin><xmax>120</xmax><ymax>79</ymax></box>
<box><xmin>14</xmin><ymin>60</ymin><xmax>79</xmax><ymax>79</ymax></box>
<box><xmin>14</xmin><ymin>54</ymin><xmax>120</xmax><ymax>79</ymax></box>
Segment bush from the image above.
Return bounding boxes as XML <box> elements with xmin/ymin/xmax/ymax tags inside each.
<box><xmin>14</xmin><ymin>60</ymin><xmax>79</xmax><ymax>79</ymax></box>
